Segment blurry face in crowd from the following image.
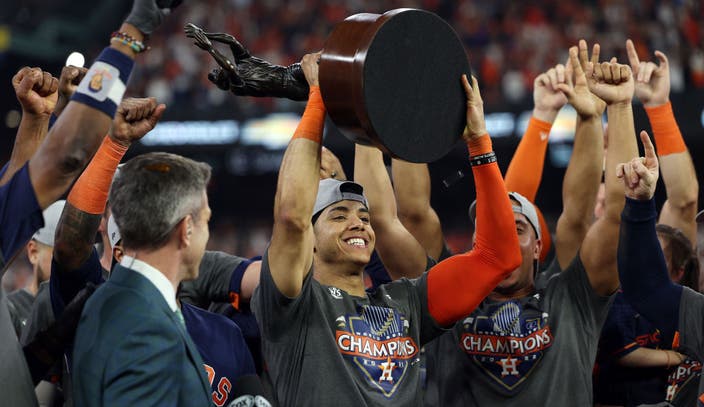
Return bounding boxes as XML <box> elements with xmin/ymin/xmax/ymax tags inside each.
<box><xmin>181</xmin><ymin>191</ymin><xmax>211</xmax><ymax>281</ymax></box>
<box><xmin>313</xmin><ymin>200</ymin><xmax>375</xmax><ymax>269</ymax></box>
<box><xmin>27</xmin><ymin>240</ymin><xmax>53</xmax><ymax>284</ymax></box>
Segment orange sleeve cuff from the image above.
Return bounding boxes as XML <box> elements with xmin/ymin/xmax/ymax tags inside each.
<box><xmin>645</xmin><ymin>102</ymin><xmax>686</xmax><ymax>156</ymax></box>
<box><xmin>467</xmin><ymin>134</ymin><xmax>493</xmax><ymax>156</ymax></box>
<box><xmin>292</xmin><ymin>86</ymin><xmax>326</xmax><ymax>143</ymax></box>
<box><xmin>67</xmin><ymin>136</ymin><xmax>127</xmax><ymax>214</ymax></box>
<box><xmin>525</xmin><ymin>116</ymin><xmax>553</xmax><ymax>142</ymax></box>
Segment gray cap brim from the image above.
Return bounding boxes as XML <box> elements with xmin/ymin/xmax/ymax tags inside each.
<box><xmin>468</xmin><ymin>191</ymin><xmax>540</xmax><ymax>238</ymax></box>
<box><xmin>313</xmin><ymin>179</ymin><xmax>368</xmax><ymax>221</ymax></box>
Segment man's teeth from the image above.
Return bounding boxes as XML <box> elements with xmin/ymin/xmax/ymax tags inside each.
<box><xmin>346</xmin><ymin>238</ymin><xmax>366</xmax><ymax>247</ymax></box>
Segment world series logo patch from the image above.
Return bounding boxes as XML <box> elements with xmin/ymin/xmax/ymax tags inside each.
<box><xmin>458</xmin><ymin>300</ymin><xmax>553</xmax><ymax>392</ymax></box>
<box><xmin>335</xmin><ymin>304</ymin><xmax>418</xmax><ymax>398</ymax></box>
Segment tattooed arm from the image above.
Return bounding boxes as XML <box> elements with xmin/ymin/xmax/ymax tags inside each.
<box><xmin>52</xmin><ymin>98</ymin><xmax>164</xmax><ymax>270</ymax></box>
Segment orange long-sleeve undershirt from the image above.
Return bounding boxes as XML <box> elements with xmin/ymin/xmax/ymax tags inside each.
<box><xmin>505</xmin><ymin>117</ymin><xmax>553</xmax><ymax>261</ymax></box>
<box><xmin>427</xmin><ymin>136</ymin><xmax>522</xmax><ymax>326</ymax></box>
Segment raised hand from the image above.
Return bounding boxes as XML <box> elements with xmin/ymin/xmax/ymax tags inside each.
<box><xmin>53</xmin><ymin>65</ymin><xmax>88</xmax><ymax>118</ymax></box>
<box><xmin>320</xmin><ymin>147</ymin><xmax>347</xmax><ymax>180</ymax></box>
<box><xmin>557</xmin><ymin>46</ymin><xmax>606</xmax><ymax>118</ymax></box>
<box><xmin>616</xmin><ymin>131</ymin><xmax>659</xmax><ymax>201</ymax></box>
<box><xmin>461</xmin><ymin>74</ymin><xmax>486</xmax><ymax>142</ymax></box>
<box><xmin>12</xmin><ymin>67</ymin><xmax>59</xmax><ymax>118</ymax></box>
<box><xmin>588</xmin><ymin>57</ymin><xmax>634</xmax><ymax>106</ymax></box>
<box><xmin>125</xmin><ymin>0</ymin><xmax>183</xmax><ymax>35</ymax></box>
<box><xmin>109</xmin><ymin>97</ymin><xmax>166</xmax><ymax>147</ymax></box>
<box><xmin>533</xmin><ymin>63</ymin><xmax>568</xmax><ymax>123</ymax></box>
<box><xmin>626</xmin><ymin>39</ymin><xmax>670</xmax><ymax>107</ymax></box>
<box><xmin>300</xmin><ymin>52</ymin><xmax>321</xmax><ymax>87</ymax></box>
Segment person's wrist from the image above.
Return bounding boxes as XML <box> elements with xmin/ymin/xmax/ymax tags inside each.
<box><xmin>22</xmin><ymin>110</ymin><xmax>52</xmax><ymax>121</ymax></box>
<box><xmin>643</xmin><ymin>97</ymin><xmax>670</xmax><ymax>109</ymax></box>
<box><xmin>532</xmin><ymin>106</ymin><xmax>559</xmax><ymax>123</ymax></box>
<box><xmin>607</xmin><ymin>100</ymin><xmax>633</xmax><ymax>110</ymax></box>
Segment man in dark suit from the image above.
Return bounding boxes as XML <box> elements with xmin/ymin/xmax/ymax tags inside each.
<box><xmin>72</xmin><ymin>152</ymin><xmax>213</xmax><ymax>406</ymax></box>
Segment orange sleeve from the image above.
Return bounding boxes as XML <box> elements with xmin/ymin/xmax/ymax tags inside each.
<box><xmin>504</xmin><ymin>117</ymin><xmax>552</xmax><ymax>201</ymax></box>
<box><xmin>67</xmin><ymin>136</ymin><xmax>127</xmax><ymax>214</ymax></box>
<box><xmin>292</xmin><ymin>86</ymin><xmax>325</xmax><ymax>143</ymax></box>
<box><xmin>504</xmin><ymin>116</ymin><xmax>553</xmax><ymax>261</ymax></box>
<box><xmin>427</xmin><ymin>140</ymin><xmax>521</xmax><ymax>326</ymax></box>
<box><xmin>645</xmin><ymin>102</ymin><xmax>686</xmax><ymax>156</ymax></box>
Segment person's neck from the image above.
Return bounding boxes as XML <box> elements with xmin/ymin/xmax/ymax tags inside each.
<box><xmin>487</xmin><ymin>284</ymin><xmax>535</xmax><ymax>302</ymax></box>
<box><xmin>314</xmin><ymin>261</ymin><xmax>367</xmax><ymax>297</ymax></box>
<box><xmin>25</xmin><ymin>271</ymin><xmax>40</xmax><ymax>297</ymax></box>
<box><xmin>122</xmin><ymin>246</ymin><xmax>182</xmax><ymax>293</ymax></box>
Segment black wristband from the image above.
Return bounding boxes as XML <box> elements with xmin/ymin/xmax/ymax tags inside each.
<box><xmin>469</xmin><ymin>152</ymin><xmax>497</xmax><ymax>167</ymax></box>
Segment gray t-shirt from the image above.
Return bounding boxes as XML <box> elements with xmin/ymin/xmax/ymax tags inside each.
<box><xmin>674</xmin><ymin>287</ymin><xmax>704</xmax><ymax>406</ymax></box>
<box><xmin>252</xmin><ymin>249</ymin><xmax>444</xmax><ymax>407</ymax></box>
<box><xmin>7</xmin><ymin>288</ymin><xmax>34</xmax><ymax>338</ymax></box>
<box><xmin>179</xmin><ymin>250</ymin><xmax>246</xmax><ymax>309</ymax></box>
<box><xmin>424</xmin><ymin>255</ymin><xmax>613</xmax><ymax>406</ymax></box>
<box><xmin>0</xmin><ymin>288</ymin><xmax>39</xmax><ymax>406</ymax></box>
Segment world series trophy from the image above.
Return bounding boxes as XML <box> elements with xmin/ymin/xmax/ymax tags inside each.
<box><xmin>186</xmin><ymin>9</ymin><xmax>471</xmax><ymax>163</ymax></box>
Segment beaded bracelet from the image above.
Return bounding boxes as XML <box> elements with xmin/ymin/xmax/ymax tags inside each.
<box><xmin>110</xmin><ymin>31</ymin><xmax>148</xmax><ymax>53</ymax></box>
<box><xmin>469</xmin><ymin>152</ymin><xmax>497</xmax><ymax>167</ymax></box>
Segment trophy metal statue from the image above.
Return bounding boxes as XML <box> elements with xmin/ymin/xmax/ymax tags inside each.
<box><xmin>186</xmin><ymin>9</ymin><xmax>472</xmax><ymax>163</ymax></box>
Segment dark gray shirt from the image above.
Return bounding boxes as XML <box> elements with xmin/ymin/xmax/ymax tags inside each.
<box><xmin>424</xmin><ymin>255</ymin><xmax>613</xmax><ymax>406</ymax></box>
<box><xmin>675</xmin><ymin>287</ymin><xmax>704</xmax><ymax>406</ymax></box>
<box><xmin>0</xmin><ymin>288</ymin><xmax>38</xmax><ymax>406</ymax></box>
<box><xmin>252</xmin><ymin>249</ymin><xmax>443</xmax><ymax>407</ymax></box>
<box><xmin>7</xmin><ymin>288</ymin><xmax>34</xmax><ymax>338</ymax></box>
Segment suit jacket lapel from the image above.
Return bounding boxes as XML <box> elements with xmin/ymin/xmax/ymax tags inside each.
<box><xmin>163</xmin><ymin>306</ymin><xmax>211</xmax><ymax>395</ymax></box>
<box><xmin>112</xmin><ymin>265</ymin><xmax>211</xmax><ymax>396</ymax></box>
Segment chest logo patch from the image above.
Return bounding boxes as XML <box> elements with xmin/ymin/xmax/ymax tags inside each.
<box><xmin>458</xmin><ymin>300</ymin><xmax>553</xmax><ymax>392</ymax></box>
<box><xmin>335</xmin><ymin>304</ymin><xmax>418</xmax><ymax>398</ymax></box>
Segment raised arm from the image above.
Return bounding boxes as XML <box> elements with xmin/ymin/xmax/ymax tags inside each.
<box><xmin>53</xmin><ymin>98</ymin><xmax>164</xmax><ymax>271</ymax></box>
<box><xmin>0</xmin><ymin>68</ymin><xmax>57</xmax><ymax>185</ymax></box>
<box><xmin>391</xmin><ymin>160</ymin><xmax>445</xmax><ymax>261</ymax></box>
<box><xmin>626</xmin><ymin>40</ymin><xmax>698</xmax><ymax>244</ymax></box>
<box><xmin>268</xmin><ymin>53</ymin><xmax>322</xmax><ymax>297</ymax></box>
<box><xmin>425</xmin><ymin>75</ymin><xmax>521</xmax><ymax>326</ymax></box>
<box><xmin>579</xmin><ymin>49</ymin><xmax>638</xmax><ymax>295</ymax></box>
<box><xmin>617</xmin><ymin>131</ymin><xmax>681</xmax><ymax>343</ymax></box>
<box><xmin>354</xmin><ymin>145</ymin><xmax>426</xmax><ymax>279</ymax></box>
<box><xmin>27</xmin><ymin>0</ymin><xmax>179</xmax><ymax>210</ymax></box>
<box><xmin>503</xmin><ymin>60</ymin><xmax>568</xmax><ymax>261</ymax></box>
<box><xmin>554</xmin><ymin>43</ymin><xmax>606</xmax><ymax>269</ymax></box>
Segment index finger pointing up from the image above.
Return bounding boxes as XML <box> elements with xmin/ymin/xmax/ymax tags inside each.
<box><xmin>640</xmin><ymin>130</ymin><xmax>656</xmax><ymax>161</ymax></box>
<box><xmin>626</xmin><ymin>39</ymin><xmax>641</xmax><ymax>71</ymax></box>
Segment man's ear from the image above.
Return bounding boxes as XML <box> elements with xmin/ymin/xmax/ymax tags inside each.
<box><xmin>177</xmin><ymin>215</ymin><xmax>193</xmax><ymax>248</ymax></box>
<box><xmin>113</xmin><ymin>245</ymin><xmax>124</xmax><ymax>263</ymax></box>
<box><xmin>533</xmin><ymin>238</ymin><xmax>543</xmax><ymax>261</ymax></box>
<box><xmin>27</xmin><ymin>240</ymin><xmax>39</xmax><ymax>265</ymax></box>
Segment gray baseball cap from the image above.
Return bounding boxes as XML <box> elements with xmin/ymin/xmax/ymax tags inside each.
<box><xmin>313</xmin><ymin>179</ymin><xmax>369</xmax><ymax>222</ymax></box>
<box><xmin>469</xmin><ymin>191</ymin><xmax>541</xmax><ymax>238</ymax></box>
<box><xmin>32</xmin><ymin>200</ymin><xmax>66</xmax><ymax>247</ymax></box>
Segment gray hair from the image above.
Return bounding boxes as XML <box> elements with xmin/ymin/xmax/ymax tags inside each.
<box><xmin>109</xmin><ymin>152</ymin><xmax>211</xmax><ymax>251</ymax></box>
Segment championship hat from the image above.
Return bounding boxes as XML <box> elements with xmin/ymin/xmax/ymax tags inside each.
<box><xmin>469</xmin><ymin>192</ymin><xmax>541</xmax><ymax>238</ymax></box>
<box><xmin>312</xmin><ymin>179</ymin><xmax>369</xmax><ymax>223</ymax></box>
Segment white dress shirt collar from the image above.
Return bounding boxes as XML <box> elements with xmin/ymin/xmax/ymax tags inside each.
<box><xmin>120</xmin><ymin>255</ymin><xmax>178</xmax><ymax>312</ymax></box>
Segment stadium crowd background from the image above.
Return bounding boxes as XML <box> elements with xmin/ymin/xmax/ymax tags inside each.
<box><xmin>1</xmin><ymin>0</ymin><xmax>703</xmax><ymax>292</ymax></box>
